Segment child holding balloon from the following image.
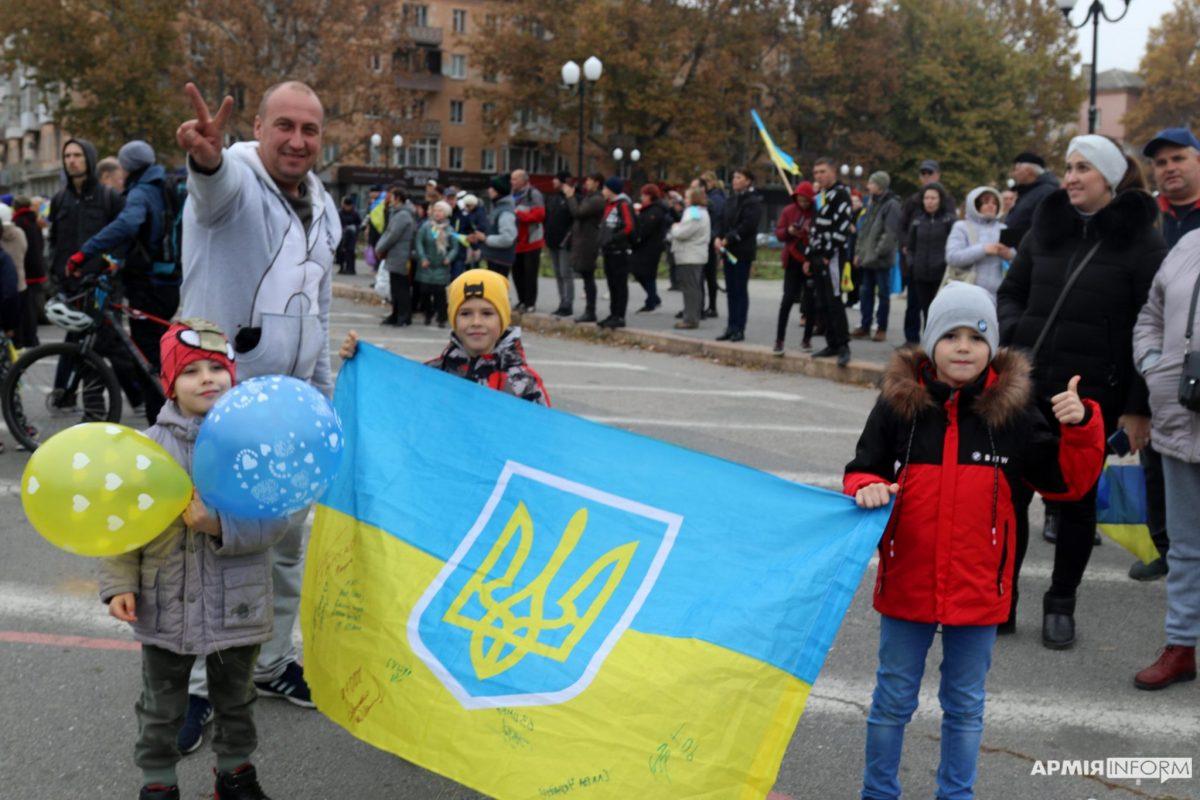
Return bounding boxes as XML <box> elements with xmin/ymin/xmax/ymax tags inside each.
<box><xmin>340</xmin><ymin>268</ymin><xmax>550</xmax><ymax>406</ymax></box>
<box><xmin>99</xmin><ymin>319</ymin><xmax>288</xmax><ymax>800</ymax></box>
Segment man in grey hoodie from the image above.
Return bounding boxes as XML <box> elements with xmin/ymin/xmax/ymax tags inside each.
<box><xmin>174</xmin><ymin>80</ymin><xmax>340</xmax><ymax>740</ymax></box>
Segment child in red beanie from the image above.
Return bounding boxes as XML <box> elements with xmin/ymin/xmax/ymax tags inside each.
<box><xmin>99</xmin><ymin>318</ymin><xmax>287</xmax><ymax>800</ymax></box>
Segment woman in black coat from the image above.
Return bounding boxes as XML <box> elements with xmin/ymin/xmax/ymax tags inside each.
<box><xmin>630</xmin><ymin>184</ymin><xmax>669</xmax><ymax>313</ymax></box>
<box><xmin>906</xmin><ymin>182</ymin><xmax>956</xmax><ymax>331</ymax></box>
<box><xmin>997</xmin><ymin>135</ymin><xmax>1167</xmax><ymax>649</ymax></box>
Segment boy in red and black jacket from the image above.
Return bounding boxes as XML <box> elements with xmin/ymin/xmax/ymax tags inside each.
<box><xmin>843</xmin><ymin>282</ymin><xmax>1104</xmax><ymax>800</ymax></box>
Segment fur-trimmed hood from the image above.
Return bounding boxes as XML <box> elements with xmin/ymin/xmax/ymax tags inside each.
<box><xmin>880</xmin><ymin>347</ymin><xmax>1032</xmax><ymax>428</ymax></box>
<box><xmin>1032</xmin><ymin>188</ymin><xmax>1159</xmax><ymax>251</ymax></box>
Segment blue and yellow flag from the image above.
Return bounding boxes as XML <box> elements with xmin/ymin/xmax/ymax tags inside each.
<box><xmin>751</xmin><ymin>109</ymin><xmax>802</xmax><ymax>177</ymax></box>
<box><xmin>301</xmin><ymin>343</ymin><xmax>887</xmax><ymax>799</ymax></box>
<box><xmin>1097</xmin><ymin>463</ymin><xmax>1159</xmax><ymax>564</ymax></box>
<box><xmin>367</xmin><ymin>194</ymin><xmax>387</xmax><ymax>233</ymax></box>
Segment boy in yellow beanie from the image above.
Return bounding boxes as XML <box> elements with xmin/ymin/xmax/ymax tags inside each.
<box><xmin>340</xmin><ymin>268</ymin><xmax>549</xmax><ymax>405</ymax></box>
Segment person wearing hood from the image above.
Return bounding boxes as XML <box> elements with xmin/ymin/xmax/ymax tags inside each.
<box><xmin>174</xmin><ymin>80</ymin><xmax>342</xmax><ymax>741</ymax></box>
<box><xmin>470</xmin><ymin>174</ymin><xmax>517</xmax><ymax>277</ymax></box>
<box><xmin>69</xmin><ymin>140</ymin><xmax>179</xmax><ymax>425</ymax></box>
<box><xmin>597</xmin><ymin>176</ymin><xmax>635</xmax><ymax>329</ymax></box>
<box><xmin>773</xmin><ymin>180</ymin><xmax>815</xmax><ymax>353</ymax></box>
<box><xmin>944</xmin><ymin>186</ymin><xmax>1015</xmax><ymax>301</ymax></box>
<box><xmin>48</xmin><ymin>137</ymin><xmax>124</xmax><ymax>283</ymax></box>
<box><xmin>997</xmin><ymin>134</ymin><xmax>1167</xmax><ymax>648</ymax></box>
<box><xmin>906</xmin><ymin>182</ymin><xmax>956</xmax><ymax>333</ymax></box>
<box><xmin>11</xmin><ymin>196</ymin><xmax>45</xmax><ymax>347</ymax></box>
<box><xmin>900</xmin><ymin>160</ymin><xmax>957</xmax><ymax>344</ymax></box>
<box><xmin>1005</xmin><ymin>152</ymin><xmax>1060</xmax><ymax>248</ymax></box>
<box><xmin>851</xmin><ymin>172</ymin><xmax>902</xmax><ymax>343</ymax></box>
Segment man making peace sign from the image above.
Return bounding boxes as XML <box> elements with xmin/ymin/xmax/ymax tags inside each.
<box><xmin>174</xmin><ymin>80</ymin><xmax>341</xmax><ymax>751</ymax></box>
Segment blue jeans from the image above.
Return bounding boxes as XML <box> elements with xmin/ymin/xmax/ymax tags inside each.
<box><xmin>724</xmin><ymin>258</ymin><xmax>751</xmax><ymax>332</ymax></box>
<box><xmin>863</xmin><ymin>616</ymin><xmax>997</xmax><ymax>800</ymax></box>
<box><xmin>860</xmin><ymin>268</ymin><xmax>890</xmax><ymax>331</ymax></box>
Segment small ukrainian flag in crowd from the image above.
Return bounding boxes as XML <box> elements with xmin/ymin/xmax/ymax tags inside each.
<box><xmin>301</xmin><ymin>343</ymin><xmax>888</xmax><ymax>799</ymax></box>
<box><xmin>367</xmin><ymin>193</ymin><xmax>387</xmax><ymax>233</ymax></box>
<box><xmin>751</xmin><ymin>109</ymin><xmax>802</xmax><ymax>177</ymax></box>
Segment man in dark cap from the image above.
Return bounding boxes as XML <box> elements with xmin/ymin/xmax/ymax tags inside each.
<box><xmin>1005</xmin><ymin>151</ymin><xmax>1060</xmax><ymax>248</ymax></box>
<box><xmin>1144</xmin><ymin>127</ymin><xmax>1200</xmax><ymax>249</ymax></box>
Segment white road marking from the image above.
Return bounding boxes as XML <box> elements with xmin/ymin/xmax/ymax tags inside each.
<box><xmin>807</xmin><ymin>675</ymin><xmax>1198</xmax><ymax>739</ymax></box>
<box><xmin>534</xmin><ymin>360</ymin><xmax>650</xmax><ymax>372</ymax></box>
<box><xmin>585</xmin><ymin>416</ymin><xmax>860</xmax><ymax>434</ymax></box>
<box><xmin>551</xmin><ymin>384</ymin><xmax>805</xmax><ymax>402</ymax></box>
<box><xmin>0</xmin><ymin>583</ymin><xmax>1184</xmax><ymax>740</ymax></box>
<box><xmin>771</xmin><ymin>471</ymin><xmax>844</xmax><ymax>488</ymax></box>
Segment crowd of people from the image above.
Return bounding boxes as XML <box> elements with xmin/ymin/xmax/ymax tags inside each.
<box><xmin>8</xmin><ymin>67</ymin><xmax>1200</xmax><ymax>800</ymax></box>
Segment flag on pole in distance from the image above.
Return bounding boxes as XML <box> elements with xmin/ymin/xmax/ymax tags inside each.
<box><xmin>301</xmin><ymin>343</ymin><xmax>888</xmax><ymax>800</ymax></box>
<box><xmin>1096</xmin><ymin>462</ymin><xmax>1160</xmax><ymax>564</ymax></box>
<box><xmin>367</xmin><ymin>194</ymin><xmax>387</xmax><ymax>233</ymax></box>
<box><xmin>750</xmin><ymin>109</ymin><xmax>803</xmax><ymax>177</ymax></box>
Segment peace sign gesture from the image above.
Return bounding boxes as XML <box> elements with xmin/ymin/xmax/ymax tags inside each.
<box><xmin>176</xmin><ymin>82</ymin><xmax>234</xmax><ymax>172</ymax></box>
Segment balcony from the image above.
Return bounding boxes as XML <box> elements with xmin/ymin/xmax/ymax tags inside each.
<box><xmin>407</xmin><ymin>25</ymin><xmax>443</xmax><ymax>46</ymax></box>
<box><xmin>396</xmin><ymin>72</ymin><xmax>445</xmax><ymax>92</ymax></box>
<box><xmin>508</xmin><ymin>119</ymin><xmax>560</xmax><ymax>144</ymax></box>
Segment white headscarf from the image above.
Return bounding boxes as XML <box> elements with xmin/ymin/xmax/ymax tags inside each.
<box><xmin>1067</xmin><ymin>135</ymin><xmax>1126</xmax><ymax>189</ymax></box>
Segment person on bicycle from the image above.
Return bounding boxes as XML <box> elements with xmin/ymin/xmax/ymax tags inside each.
<box><xmin>65</xmin><ymin>141</ymin><xmax>180</xmax><ymax>425</ymax></box>
<box><xmin>171</xmin><ymin>80</ymin><xmax>340</xmax><ymax>746</ymax></box>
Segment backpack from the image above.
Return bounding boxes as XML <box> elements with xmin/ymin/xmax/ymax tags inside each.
<box><xmin>137</xmin><ymin>176</ymin><xmax>185</xmax><ymax>286</ymax></box>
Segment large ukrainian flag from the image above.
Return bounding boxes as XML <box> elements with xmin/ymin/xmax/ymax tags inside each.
<box><xmin>302</xmin><ymin>343</ymin><xmax>887</xmax><ymax>799</ymax></box>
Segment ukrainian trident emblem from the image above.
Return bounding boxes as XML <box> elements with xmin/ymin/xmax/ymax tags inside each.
<box><xmin>409</xmin><ymin>462</ymin><xmax>682</xmax><ymax>708</ymax></box>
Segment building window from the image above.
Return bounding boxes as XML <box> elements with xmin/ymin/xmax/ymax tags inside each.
<box><xmin>448</xmin><ymin>146</ymin><xmax>464</xmax><ymax>170</ymax></box>
<box><xmin>404</xmin><ymin>99</ymin><xmax>426</xmax><ymax>120</ymax></box>
<box><xmin>403</xmin><ymin>3</ymin><xmax>428</xmax><ymax>26</ymax></box>
<box><xmin>484</xmin><ymin>13</ymin><xmax>500</xmax><ymax>31</ymax></box>
<box><xmin>555</xmin><ymin>153</ymin><xmax>571</xmax><ymax>174</ymax></box>
<box><xmin>449</xmin><ymin>100</ymin><xmax>464</xmax><ymax>124</ymax></box>
<box><xmin>482</xmin><ymin>102</ymin><xmax>495</xmax><ymax>123</ymax></box>
<box><xmin>452</xmin><ymin>9</ymin><xmax>467</xmax><ymax>33</ymax></box>
<box><xmin>407</xmin><ymin>137</ymin><xmax>440</xmax><ymax>168</ymax></box>
<box><xmin>447</xmin><ymin>54</ymin><xmax>467</xmax><ymax>80</ymax></box>
<box><xmin>369</xmin><ymin>53</ymin><xmax>382</xmax><ymax>72</ymax></box>
<box><xmin>322</xmin><ymin>143</ymin><xmax>339</xmax><ymax>163</ymax></box>
<box><xmin>482</xmin><ymin>68</ymin><xmax>498</xmax><ymax>84</ymax></box>
<box><xmin>481</xmin><ymin>149</ymin><xmax>496</xmax><ymax>173</ymax></box>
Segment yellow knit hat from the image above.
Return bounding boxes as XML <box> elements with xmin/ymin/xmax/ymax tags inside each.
<box><xmin>447</xmin><ymin>268</ymin><xmax>512</xmax><ymax>331</ymax></box>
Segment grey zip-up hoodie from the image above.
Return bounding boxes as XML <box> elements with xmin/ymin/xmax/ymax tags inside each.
<box><xmin>97</xmin><ymin>401</ymin><xmax>291</xmax><ymax>655</ymax></box>
<box><xmin>181</xmin><ymin>142</ymin><xmax>340</xmax><ymax>397</ymax></box>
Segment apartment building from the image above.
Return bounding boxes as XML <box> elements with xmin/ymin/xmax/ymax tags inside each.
<box><xmin>0</xmin><ymin>66</ymin><xmax>64</xmax><ymax>198</ymax></box>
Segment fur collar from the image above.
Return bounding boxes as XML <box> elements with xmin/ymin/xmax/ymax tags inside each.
<box><xmin>1032</xmin><ymin>188</ymin><xmax>1158</xmax><ymax>250</ymax></box>
<box><xmin>880</xmin><ymin>348</ymin><xmax>1032</xmax><ymax>427</ymax></box>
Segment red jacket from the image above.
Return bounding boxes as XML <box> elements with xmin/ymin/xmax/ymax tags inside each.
<box><xmin>513</xmin><ymin>187</ymin><xmax>546</xmax><ymax>254</ymax></box>
<box><xmin>843</xmin><ymin>349</ymin><xmax>1104</xmax><ymax>626</ymax></box>
<box><xmin>774</xmin><ymin>201</ymin><xmax>813</xmax><ymax>268</ymax></box>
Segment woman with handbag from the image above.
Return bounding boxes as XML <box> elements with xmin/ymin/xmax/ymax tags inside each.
<box><xmin>997</xmin><ymin>135</ymin><xmax>1167</xmax><ymax>648</ymax></box>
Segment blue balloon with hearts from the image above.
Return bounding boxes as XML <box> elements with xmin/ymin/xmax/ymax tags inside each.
<box><xmin>193</xmin><ymin>375</ymin><xmax>345</xmax><ymax>518</ymax></box>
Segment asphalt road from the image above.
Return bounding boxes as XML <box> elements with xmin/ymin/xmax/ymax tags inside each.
<box><xmin>0</xmin><ymin>297</ymin><xmax>1196</xmax><ymax>800</ymax></box>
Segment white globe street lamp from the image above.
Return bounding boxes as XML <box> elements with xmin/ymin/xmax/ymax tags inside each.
<box><xmin>392</xmin><ymin>134</ymin><xmax>403</xmax><ymax>149</ymax></box>
<box><xmin>583</xmin><ymin>56</ymin><xmax>603</xmax><ymax>82</ymax></box>
<box><xmin>612</xmin><ymin>147</ymin><xmax>624</xmax><ymax>161</ymax></box>
<box><xmin>370</xmin><ymin>133</ymin><xmax>382</xmax><ymax>148</ymax></box>
<box><xmin>563</xmin><ymin>57</ymin><xmax>603</xmax><ymax>176</ymax></box>
<box><xmin>630</xmin><ymin>149</ymin><xmax>641</xmax><ymax>162</ymax></box>
<box><xmin>561</xmin><ymin>60</ymin><xmax>580</xmax><ymax>86</ymax></box>
<box><xmin>840</xmin><ymin>163</ymin><xmax>850</xmax><ymax>177</ymax></box>
<box><xmin>853</xmin><ymin>164</ymin><xmax>863</xmax><ymax>178</ymax></box>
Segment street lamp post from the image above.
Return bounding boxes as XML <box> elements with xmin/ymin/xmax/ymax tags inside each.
<box><xmin>1056</xmin><ymin>0</ymin><xmax>1133</xmax><ymax>134</ymax></box>
<box><xmin>612</xmin><ymin>147</ymin><xmax>641</xmax><ymax>179</ymax></box>
<box><xmin>369</xmin><ymin>132</ymin><xmax>382</xmax><ymax>167</ymax></box>
<box><xmin>561</xmin><ymin>56</ymin><xmax>603</xmax><ymax>177</ymax></box>
<box><xmin>392</xmin><ymin>134</ymin><xmax>404</xmax><ymax>167</ymax></box>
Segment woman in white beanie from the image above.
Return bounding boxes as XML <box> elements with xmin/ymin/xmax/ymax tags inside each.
<box><xmin>997</xmin><ymin>134</ymin><xmax>1167</xmax><ymax>649</ymax></box>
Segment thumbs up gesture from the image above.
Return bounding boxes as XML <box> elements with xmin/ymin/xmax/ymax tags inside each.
<box><xmin>1051</xmin><ymin>375</ymin><xmax>1086</xmax><ymax>425</ymax></box>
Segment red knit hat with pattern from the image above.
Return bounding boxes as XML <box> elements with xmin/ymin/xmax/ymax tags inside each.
<box><xmin>159</xmin><ymin>318</ymin><xmax>236</xmax><ymax>399</ymax></box>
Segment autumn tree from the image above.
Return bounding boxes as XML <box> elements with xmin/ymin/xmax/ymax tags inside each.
<box><xmin>176</xmin><ymin>0</ymin><xmax>417</xmax><ymax>169</ymax></box>
<box><xmin>0</xmin><ymin>0</ymin><xmax>185</xmax><ymax>156</ymax></box>
<box><xmin>1122</xmin><ymin>0</ymin><xmax>1200</xmax><ymax>146</ymax></box>
<box><xmin>468</xmin><ymin>0</ymin><xmax>784</xmax><ymax>182</ymax></box>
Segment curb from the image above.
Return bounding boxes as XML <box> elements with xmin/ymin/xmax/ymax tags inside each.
<box><xmin>332</xmin><ymin>282</ymin><xmax>884</xmax><ymax>387</ymax></box>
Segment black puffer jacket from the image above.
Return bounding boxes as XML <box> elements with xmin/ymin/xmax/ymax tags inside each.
<box><xmin>906</xmin><ymin>183</ymin><xmax>956</xmax><ymax>283</ymax></box>
<box><xmin>997</xmin><ymin>189</ymin><xmax>1166</xmax><ymax>430</ymax></box>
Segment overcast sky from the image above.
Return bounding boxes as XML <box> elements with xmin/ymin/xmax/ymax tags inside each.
<box><xmin>1068</xmin><ymin>0</ymin><xmax>1174</xmax><ymax>72</ymax></box>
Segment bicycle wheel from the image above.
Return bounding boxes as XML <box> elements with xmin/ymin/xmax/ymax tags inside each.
<box><xmin>1</xmin><ymin>342</ymin><xmax>123</xmax><ymax>451</ymax></box>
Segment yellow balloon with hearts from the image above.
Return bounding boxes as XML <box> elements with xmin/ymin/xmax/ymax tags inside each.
<box><xmin>21</xmin><ymin>423</ymin><xmax>194</xmax><ymax>557</ymax></box>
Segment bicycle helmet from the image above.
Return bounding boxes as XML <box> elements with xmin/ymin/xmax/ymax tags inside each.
<box><xmin>44</xmin><ymin>299</ymin><xmax>94</xmax><ymax>332</ymax></box>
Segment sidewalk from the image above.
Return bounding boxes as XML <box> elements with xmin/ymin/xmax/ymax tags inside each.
<box><xmin>331</xmin><ymin>272</ymin><xmax>911</xmax><ymax>386</ymax></box>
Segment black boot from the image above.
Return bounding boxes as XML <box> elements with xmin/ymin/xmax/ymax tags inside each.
<box><xmin>574</xmin><ymin>310</ymin><xmax>597</xmax><ymax>323</ymax></box>
<box><xmin>214</xmin><ymin>763</ymin><xmax>271</xmax><ymax>800</ymax></box>
<box><xmin>1042</xmin><ymin>594</ymin><xmax>1075</xmax><ymax>650</ymax></box>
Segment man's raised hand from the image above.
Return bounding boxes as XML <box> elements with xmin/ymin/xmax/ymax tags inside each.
<box><xmin>176</xmin><ymin>82</ymin><xmax>234</xmax><ymax>172</ymax></box>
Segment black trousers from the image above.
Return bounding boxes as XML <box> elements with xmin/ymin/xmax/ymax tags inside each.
<box><xmin>415</xmin><ymin>281</ymin><xmax>448</xmax><ymax>323</ymax></box>
<box><xmin>603</xmin><ymin>250</ymin><xmax>629</xmax><ymax>319</ymax></box>
<box><xmin>126</xmin><ymin>282</ymin><xmax>179</xmax><ymax>425</ymax></box>
<box><xmin>1142</xmin><ymin>443</ymin><xmax>1169</xmax><ymax>555</ymax></box>
<box><xmin>1009</xmin><ymin>471</ymin><xmax>1100</xmax><ymax>611</ymax></box>
<box><xmin>486</xmin><ymin>260</ymin><xmax>511</xmax><ymax>278</ymax></box>
<box><xmin>811</xmin><ymin>257</ymin><xmax>849</xmax><ymax>348</ymax></box>
<box><xmin>389</xmin><ymin>270</ymin><xmax>411</xmax><ymax>323</ymax></box>
<box><xmin>512</xmin><ymin>250</ymin><xmax>540</xmax><ymax>309</ymax></box>
<box><xmin>578</xmin><ymin>269</ymin><xmax>597</xmax><ymax>314</ymax></box>
<box><xmin>701</xmin><ymin>244</ymin><xmax>719</xmax><ymax>312</ymax></box>
<box><xmin>775</xmin><ymin>267</ymin><xmax>806</xmax><ymax>344</ymax></box>
<box><xmin>912</xmin><ymin>279</ymin><xmax>941</xmax><ymax>335</ymax></box>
